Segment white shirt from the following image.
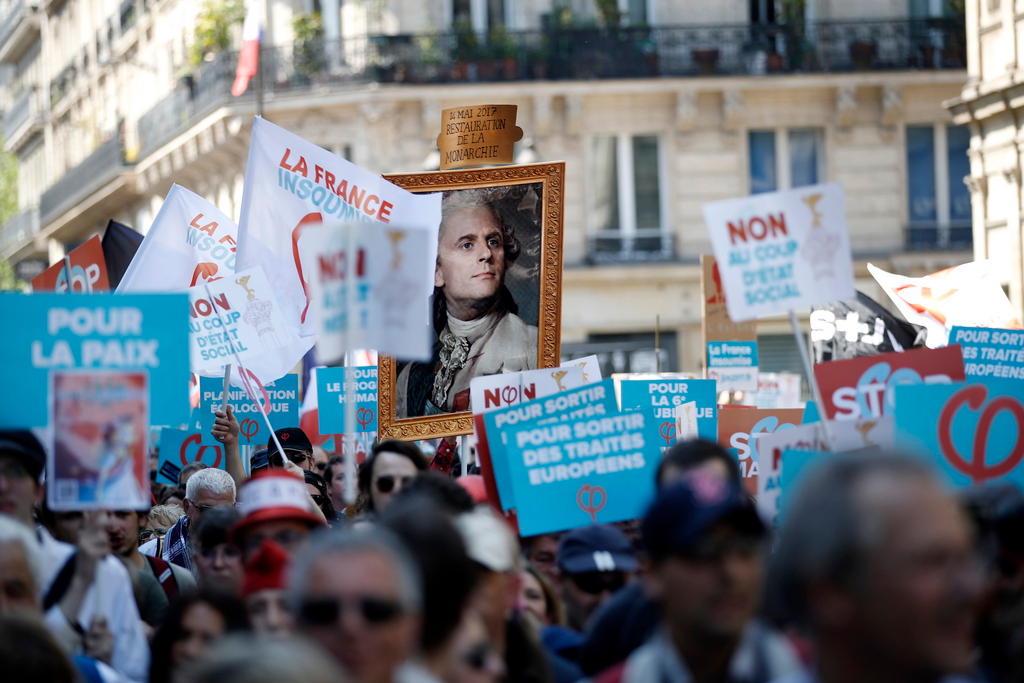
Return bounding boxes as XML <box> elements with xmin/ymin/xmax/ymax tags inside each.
<box><xmin>37</xmin><ymin>527</ymin><xmax>150</xmax><ymax>683</ymax></box>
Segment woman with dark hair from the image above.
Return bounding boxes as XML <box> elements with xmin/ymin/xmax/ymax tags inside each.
<box><xmin>302</xmin><ymin>469</ymin><xmax>338</xmax><ymax>525</ymax></box>
<box><xmin>149</xmin><ymin>592</ymin><xmax>249</xmax><ymax>683</ymax></box>
<box><xmin>189</xmin><ymin>506</ymin><xmax>243</xmax><ymax>595</ymax></box>
<box><xmin>356</xmin><ymin>439</ymin><xmax>428</xmax><ymax>514</ymax></box>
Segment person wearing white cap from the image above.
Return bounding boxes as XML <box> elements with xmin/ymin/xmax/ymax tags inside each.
<box><xmin>231</xmin><ymin>471</ymin><xmax>327</xmax><ymax>562</ymax></box>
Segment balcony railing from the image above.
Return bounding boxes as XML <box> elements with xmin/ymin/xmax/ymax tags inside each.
<box><xmin>905</xmin><ymin>222</ymin><xmax>972</xmax><ymax>251</ymax></box>
<box><xmin>135</xmin><ymin>18</ymin><xmax>966</xmax><ymax>160</ymax></box>
<box><xmin>587</xmin><ymin>230</ymin><xmax>676</xmax><ymax>264</ymax></box>
<box><xmin>0</xmin><ymin>0</ymin><xmax>27</xmax><ymax>50</ymax></box>
<box><xmin>4</xmin><ymin>86</ymin><xmax>41</xmax><ymax>143</ymax></box>
<box><xmin>40</xmin><ymin>136</ymin><xmax>130</xmax><ymax>225</ymax></box>
<box><xmin>0</xmin><ymin>205</ymin><xmax>39</xmax><ymax>254</ymax></box>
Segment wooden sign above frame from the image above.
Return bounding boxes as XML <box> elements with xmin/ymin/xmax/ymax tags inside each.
<box><xmin>378</xmin><ymin>161</ymin><xmax>566</xmax><ymax>441</ymax></box>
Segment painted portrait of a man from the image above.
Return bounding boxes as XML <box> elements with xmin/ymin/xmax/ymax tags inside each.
<box><xmin>395</xmin><ymin>183</ymin><xmax>542</xmax><ymax>417</ymax></box>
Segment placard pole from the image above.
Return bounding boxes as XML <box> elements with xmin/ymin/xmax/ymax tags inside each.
<box><xmin>221</xmin><ymin>364</ymin><xmax>232</xmax><ymax>411</ymax></box>
<box><xmin>203</xmin><ymin>284</ymin><xmax>286</xmax><ymax>460</ymax></box>
<box><xmin>789</xmin><ymin>309</ymin><xmax>833</xmax><ymax>447</ymax></box>
<box><xmin>342</xmin><ymin>223</ymin><xmax>359</xmax><ymax>506</ymax></box>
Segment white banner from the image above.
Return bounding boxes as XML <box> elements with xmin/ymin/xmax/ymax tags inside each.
<box><xmin>868</xmin><ymin>261</ymin><xmax>1023</xmax><ymax>348</ymax></box>
<box><xmin>235</xmin><ymin>116</ymin><xmax>442</xmax><ymax>339</ymax></box>
<box><xmin>118</xmin><ymin>184</ymin><xmax>239</xmax><ymax>291</ymax></box>
<box><xmin>704</xmin><ymin>183</ymin><xmax>855</xmax><ymax>321</ymax></box>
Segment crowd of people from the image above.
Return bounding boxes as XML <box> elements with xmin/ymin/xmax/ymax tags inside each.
<box><xmin>1</xmin><ymin>408</ymin><xmax>1023</xmax><ymax>683</ymax></box>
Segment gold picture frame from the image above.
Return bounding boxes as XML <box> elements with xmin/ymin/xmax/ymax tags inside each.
<box><xmin>378</xmin><ymin>161</ymin><xmax>566</xmax><ymax>440</ymax></box>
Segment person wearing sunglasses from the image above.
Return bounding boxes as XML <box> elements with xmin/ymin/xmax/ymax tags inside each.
<box><xmin>556</xmin><ymin>524</ymin><xmax>637</xmax><ymax>634</ymax></box>
<box><xmin>303</xmin><ymin>470</ymin><xmax>339</xmax><ymax>525</ymax></box>
<box><xmin>267</xmin><ymin>427</ymin><xmax>316</xmax><ymax>472</ymax></box>
<box><xmin>603</xmin><ymin>472</ymin><xmax>799</xmax><ymax>683</ymax></box>
<box><xmin>288</xmin><ymin>527</ymin><xmax>423</xmax><ymax>683</ymax></box>
<box><xmin>357</xmin><ymin>440</ymin><xmax>428</xmax><ymax>515</ymax></box>
<box><xmin>140</xmin><ymin>468</ymin><xmax>236</xmax><ymax>573</ymax></box>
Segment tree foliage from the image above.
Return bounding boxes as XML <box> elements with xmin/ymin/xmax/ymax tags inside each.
<box><xmin>189</xmin><ymin>0</ymin><xmax>246</xmax><ymax>67</ymax></box>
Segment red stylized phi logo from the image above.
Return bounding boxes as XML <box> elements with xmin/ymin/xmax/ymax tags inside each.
<box><xmin>938</xmin><ymin>385</ymin><xmax>1024</xmax><ymax>483</ymax></box>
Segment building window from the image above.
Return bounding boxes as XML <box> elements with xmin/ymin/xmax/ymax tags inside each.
<box><xmin>589</xmin><ymin>133</ymin><xmax>669</xmax><ymax>261</ymax></box>
<box><xmin>748</xmin><ymin>128</ymin><xmax>823</xmax><ymax>194</ymax></box>
<box><xmin>620</xmin><ymin>0</ymin><xmax>648</xmax><ymax>25</ymax></box>
<box><xmin>452</xmin><ymin>0</ymin><xmax>507</xmax><ymax>33</ymax></box>
<box><xmin>564</xmin><ymin>331</ymin><xmax>678</xmax><ymax>375</ymax></box>
<box><xmin>905</xmin><ymin>123</ymin><xmax>972</xmax><ymax>249</ymax></box>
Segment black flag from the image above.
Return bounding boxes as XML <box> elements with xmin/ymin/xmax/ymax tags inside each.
<box><xmin>811</xmin><ymin>291</ymin><xmax>926</xmax><ymax>363</ymax></box>
<box><xmin>101</xmin><ymin>220</ymin><xmax>143</xmax><ymax>289</ymax></box>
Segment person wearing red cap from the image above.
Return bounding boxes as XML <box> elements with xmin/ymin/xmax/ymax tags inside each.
<box><xmin>231</xmin><ymin>471</ymin><xmax>326</xmax><ymax>562</ymax></box>
<box><xmin>242</xmin><ymin>539</ymin><xmax>293</xmax><ymax>638</ymax></box>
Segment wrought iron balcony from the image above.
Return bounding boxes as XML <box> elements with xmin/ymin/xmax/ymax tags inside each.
<box><xmin>904</xmin><ymin>222</ymin><xmax>972</xmax><ymax>251</ymax></box>
<box><xmin>135</xmin><ymin>18</ymin><xmax>966</xmax><ymax>160</ymax></box>
<box><xmin>39</xmin><ymin>136</ymin><xmax>130</xmax><ymax>225</ymax></box>
<box><xmin>587</xmin><ymin>230</ymin><xmax>676</xmax><ymax>264</ymax></box>
<box><xmin>0</xmin><ymin>205</ymin><xmax>39</xmax><ymax>254</ymax></box>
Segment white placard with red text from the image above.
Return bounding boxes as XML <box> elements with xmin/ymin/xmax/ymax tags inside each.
<box><xmin>704</xmin><ymin>183</ymin><xmax>854</xmax><ymax>321</ymax></box>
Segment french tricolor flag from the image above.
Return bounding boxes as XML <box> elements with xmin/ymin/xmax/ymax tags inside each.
<box><xmin>300</xmin><ymin>365</ymin><xmax>330</xmax><ymax>446</ymax></box>
<box><xmin>231</xmin><ymin>0</ymin><xmax>262</xmax><ymax>97</ymax></box>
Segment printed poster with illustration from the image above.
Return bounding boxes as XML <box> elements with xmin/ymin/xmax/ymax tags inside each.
<box><xmin>187</xmin><ymin>265</ymin><xmax>297</xmax><ymax>377</ymax></box>
<box><xmin>49</xmin><ymin>371</ymin><xmax>149</xmax><ymax>510</ymax></box>
<box><xmin>703</xmin><ymin>183</ymin><xmax>855</xmax><ymax>321</ymax></box>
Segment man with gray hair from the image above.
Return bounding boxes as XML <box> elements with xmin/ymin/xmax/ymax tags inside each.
<box><xmin>767</xmin><ymin>453</ymin><xmax>984</xmax><ymax>683</ymax></box>
<box><xmin>288</xmin><ymin>527</ymin><xmax>422</xmax><ymax>683</ymax></box>
<box><xmin>140</xmin><ymin>467</ymin><xmax>236</xmax><ymax>572</ymax></box>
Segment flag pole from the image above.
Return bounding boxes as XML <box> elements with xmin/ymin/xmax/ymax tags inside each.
<box><xmin>255</xmin><ymin>43</ymin><xmax>265</xmax><ymax>117</ymax></box>
<box><xmin>342</xmin><ymin>223</ymin><xmax>358</xmax><ymax>506</ymax></box>
<box><xmin>788</xmin><ymin>309</ymin><xmax>833</xmax><ymax>447</ymax></box>
<box><xmin>203</xmin><ymin>284</ymin><xmax>287</xmax><ymax>460</ymax></box>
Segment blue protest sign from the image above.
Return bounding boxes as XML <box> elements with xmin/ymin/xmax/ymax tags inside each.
<box><xmin>482</xmin><ymin>379</ymin><xmax>619</xmax><ymax>510</ymax></box>
<box><xmin>778</xmin><ymin>449</ymin><xmax>833</xmax><ymax>520</ymax></box>
<box><xmin>618</xmin><ymin>378</ymin><xmax>718</xmax><ymax>442</ymax></box>
<box><xmin>949</xmin><ymin>327</ymin><xmax>1024</xmax><ymax>381</ymax></box>
<box><xmin>802</xmin><ymin>401</ymin><xmax>820</xmax><ymax>424</ymax></box>
<box><xmin>0</xmin><ymin>292</ymin><xmax>190</xmax><ymax>428</ymax></box>
<box><xmin>198</xmin><ymin>374</ymin><xmax>299</xmax><ymax>447</ymax></box>
<box><xmin>491</xmin><ymin>409</ymin><xmax>661</xmax><ymax>536</ymax></box>
<box><xmin>155</xmin><ymin>428</ymin><xmax>225</xmax><ymax>486</ymax></box>
<box><xmin>707</xmin><ymin>341</ymin><xmax>759</xmax><ymax>392</ymax></box>
<box><xmin>317</xmin><ymin>366</ymin><xmax>378</xmax><ymax>433</ymax></box>
<box><xmin>894</xmin><ymin>379</ymin><xmax>1024</xmax><ymax>490</ymax></box>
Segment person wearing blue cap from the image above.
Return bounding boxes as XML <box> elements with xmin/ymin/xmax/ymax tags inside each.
<box><xmin>598</xmin><ymin>472</ymin><xmax>801</xmax><ymax>683</ymax></box>
<box><xmin>556</xmin><ymin>524</ymin><xmax>638</xmax><ymax>634</ymax></box>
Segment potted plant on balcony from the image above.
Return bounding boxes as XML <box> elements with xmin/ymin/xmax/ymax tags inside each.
<box><xmin>488</xmin><ymin>25</ymin><xmax>519</xmax><ymax>80</ymax></box>
<box><xmin>692</xmin><ymin>48</ymin><xmax>720</xmax><ymax>75</ymax></box>
<box><xmin>293</xmin><ymin>12</ymin><xmax>326</xmax><ymax>86</ymax></box>
<box><xmin>849</xmin><ymin>39</ymin><xmax>876</xmax><ymax>70</ymax></box>
<box><xmin>189</xmin><ymin>0</ymin><xmax>245</xmax><ymax>68</ymax></box>
<box><xmin>451</xmin><ymin>19</ymin><xmax>479</xmax><ymax>81</ymax></box>
<box><xmin>414</xmin><ymin>34</ymin><xmax>444</xmax><ymax>83</ymax></box>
